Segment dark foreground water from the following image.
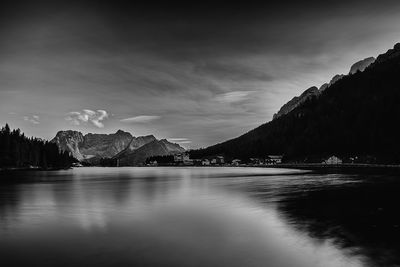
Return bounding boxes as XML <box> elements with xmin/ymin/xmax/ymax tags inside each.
<box><xmin>1</xmin><ymin>167</ymin><xmax>400</xmax><ymax>267</ymax></box>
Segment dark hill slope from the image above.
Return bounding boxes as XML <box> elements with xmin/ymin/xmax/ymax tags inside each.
<box><xmin>190</xmin><ymin>43</ymin><xmax>400</xmax><ymax>163</ymax></box>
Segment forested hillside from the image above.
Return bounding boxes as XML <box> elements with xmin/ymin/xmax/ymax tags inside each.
<box><xmin>0</xmin><ymin>124</ymin><xmax>75</xmax><ymax>169</ymax></box>
<box><xmin>190</xmin><ymin>43</ymin><xmax>400</xmax><ymax>163</ymax></box>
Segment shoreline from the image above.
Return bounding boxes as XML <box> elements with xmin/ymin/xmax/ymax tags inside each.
<box><xmin>0</xmin><ymin>166</ymin><xmax>72</xmax><ymax>172</ymax></box>
<box><xmin>3</xmin><ymin>163</ymin><xmax>400</xmax><ymax>173</ymax></box>
<box><xmin>261</xmin><ymin>163</ymin><xmax>400</xmax><ymax>174</ymax></box>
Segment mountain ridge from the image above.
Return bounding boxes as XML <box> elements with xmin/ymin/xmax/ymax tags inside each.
<box><xmin>51</xmin><ymin>129</ymin><xmax>185</xmax><ymax>165</ymax></box>
<box><xmin>273</xmin><ymin>56</ymin><xmax>375</xmax><ymax>120</ymax></box>
<box><xmin>114</xmin><ymin>138</ymin><xmax>185</xmax><ymax>166</ymax></box>
<box><xmin>190</xmin><ymin>43</ymin><xmax>400</xmax><ymax>163</ymax></box>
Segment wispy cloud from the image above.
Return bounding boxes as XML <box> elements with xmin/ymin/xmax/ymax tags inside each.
<box><xmin>214</xmin><ymin>91</ymin><xmax>256</xmax><ymax>103</ymax></box>
<box><xmin>120</xmin><ymin>115</ymin><xmax>161</xmax><ymax>123</ymax></box>
<box><xmin>176</xmin><ymin>140</ymin><xmax>192</xmax><ymax>144</ymax></box>
<box><xmin>168</xmin><ymin>138</ymin><xmax>192</xmax><ymax>144</ymax></box>
<box><xmin>23</xmin><ymin>115</ymin><xmax>40</xmax><ymax>124</ymax></box>
<box><xmin>168</xmin><ymin>138</ymin><xmax>189</xmax><ymax>141</ymax></box>
<box><xmin>65</xmin><ymin>109</ymin><xmax>109</xmax><ymax>128</ymax></box>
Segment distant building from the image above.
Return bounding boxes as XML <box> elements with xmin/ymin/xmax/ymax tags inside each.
<box><xmin>231</xmin><ymin>159</ymin><xmax>241</xmax><ymax>166</ymax></box>
<box><xmin>148</xmin><ymin>160</ymin><xmax>158</xmax><ymax>166</ymax></box>
<box><xmin>323</xmin><ymin>156</ymin><xmax>343</xmax><ymax>165</ymax></box>
<box><xmin>192</xmin><ymin>159</ymin><xmax>202</xmax><ymax>166</ymax></box>
<box><xmin>201</xmin><ymin>159</ymin><xmax>210</xmax><ymax>166</ymax></box>
<box><xmin>265</xmin><ymin>155</ymin><xmax>283</xmax><ymax>164</ymax></box>
<box><xmin>249</xmin><ymin>158</ymin><xmax>261</xmax><ymax>165</ymax></box>
<box><xmin>209</xmin><ymin>156</ymin><xmax>224</xmax><ymax>165</ymax></box>
<box><xmin>216</xmin><ymin>156</ymin><xmax>224</xmax><ymax>164</ymax></box>
<box><xmin>174</xmin><ymin>153</ymin><xmax>190</xmax><ymax>163</ymax></box>
<box><xmin>72</xmin><ymin>162</ymin><xmax>84</xmax><ymax>167</ymax></box>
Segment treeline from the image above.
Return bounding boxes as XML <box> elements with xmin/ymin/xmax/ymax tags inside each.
<box><xmin>0</xmin><ymin>124</ymin><xmax>76</xmax><ymax>169</ymax></box>
<box><xmin>145</xmin><ymin>155</ymin><xmax>174</xmax><ymax>164</ymax></box>
<box><xmin>190</xmin><ymin>43</ymin><xmax>400</xmax><ymax>164</ymax></box>
<box><xmin>99</xmin><ymin>157</ymin><xmax>117</xmax><ymax>167</ymax></box>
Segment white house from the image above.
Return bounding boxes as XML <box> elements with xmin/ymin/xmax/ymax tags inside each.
<box><xmin>174</xmin><ymin>153</ymin><xmax>190</xmax><ymax>163</ymax></box>
<box><xmin>231</xmin><ymin>159</ymin><xmax>241</xmax><ymax>166</ymax></box>
<box><xmin>201</xmin><ymin>159</ymin><xmax>210</xmax><ymax>166</ymax></box>
<box><xmin>265</xmin><ymin>155</ymin><xmax>283</xmax><ymax>164</ymax></box>
<box><xmin>323</xmin><ymin>156</ymin><xmax>343</xmax><ymax>165</ymax></box>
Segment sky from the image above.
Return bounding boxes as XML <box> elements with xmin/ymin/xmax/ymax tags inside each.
<box><xmin>1</xmin><ymin>0</ymin><xmax>400</xmax><ymax>148</ymax></box>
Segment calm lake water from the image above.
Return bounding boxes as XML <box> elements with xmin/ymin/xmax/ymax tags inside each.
<box><xmin>1</xmin><ymin>167</ymin><xmax>400</xmax><ymax>267</ymax></box>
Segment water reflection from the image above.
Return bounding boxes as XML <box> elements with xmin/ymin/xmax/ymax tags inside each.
<box><xmin>276</xmin><ymin>174</ymin><xmax>400</xmax><ymax>267</ymax></box>
<box><xmin>0</xmin><ymin>167</ymin><xmax>391</xmax><ymax>266</ymax></box>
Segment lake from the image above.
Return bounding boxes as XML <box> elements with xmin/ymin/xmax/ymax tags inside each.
<box><xmin>1</xmin><ymin>167</ymin><xmax>399</xmax><ymax>267</ymax></box>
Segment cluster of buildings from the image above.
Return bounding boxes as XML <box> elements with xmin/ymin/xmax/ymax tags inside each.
<box><xmin>148</xmin><ymin>153</ymin><xmax>284</xmax><ymax>167</ymax></box>
<box><xmin>147</xmin><ymin>154</ymin><xmax>363</xmax><ymax>167</ymax></box>
<box><xmin>248</xmin><ymin>155</ymin><xmax>283</xmax><ymax>165</ymax></box>
<box><xmin>173</xmin><ymin>153</ymin><xmax>225</xmax><ymax>166</ymax></box>
<box><xmin>322</xmin><ymin>155</ymin><xmax>343</xmax><ymax>165</ymax></box>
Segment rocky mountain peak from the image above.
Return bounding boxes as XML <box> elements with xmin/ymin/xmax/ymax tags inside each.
<box><xmin>319</xmin><ymin>83</ymin><xmax>328</xmax><ymax>92</ymax></box>
<box><xmin>115</xmin><ymin>129</ymin><xmax>129</xmax><ymax>135</ymax></box>
<box><xmin>114</xmin><ymin>138</ymin><xmax>185</xmax><ymax>166</ymax></box>
<box><xmin>51</xmin><ymin>130</ymin><xmax>85</xmax><ymax>160</ymax></box>
<box><xmin>273</xmin><ymin>86</ymin><xmax>320</xmax><ymax>120</ymax></box>
<box><xmin>349</xmin><ymin>57</ymin><xmax>375</xmax><ymax>74</ymax></box>
<box><xmin>300</xmin><ymin>86</ymin><xmax>318</xmax><ymax>97</ymax></box>
<box><xmin>51</xmin><ymin>129</ymin><xmax>175</xmax><ymax>165</ymax></box>
<box><xmin>55</xmin><ymin>130</ymin><xmax>83</xmax><ymax>138</ymax></box>
<box><xmin>375</xmin><ymin>43</ymin><xmax>400</xmax><ymax>64</ymax></box>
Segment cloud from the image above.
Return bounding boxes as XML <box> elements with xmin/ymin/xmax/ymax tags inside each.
<box><xmin>66</xmin><ymin>109</ymin><xmax>109</xmax><ymax>128</ymax></box>
<box><xmin>168</xmin><ymin>138</ymin><xmax>189</xmax><ymax>141</ymax></box>
<box><xmin>23</xmin><ymin>115</ymin><xmax>40</xmax><ymax>124</ymax></box>
<box><xmin>214</xmin><ymin>91</ymin><xmax>256</xmax><ymax>104</ymax></box>
<box><xmin>120</xmin><ymin>115</ymin><xmax>161</xmax><ymax>123</ymax></box>
<box><xmin>168</xmin><ymin>138</ymin><xmax>192</xmax><ymax>144</ymax></box>
<box><xmin>175</xmin><ymin>140</ymin><xmax>192</xmax><ymax>144</ymax></box>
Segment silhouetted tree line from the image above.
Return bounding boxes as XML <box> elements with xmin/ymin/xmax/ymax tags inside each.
<box><xmin>191</xmin><ymin>44</ymin><xmax>400</xmax><ymax>164</ymax></box>
<box><xmin>0</xmin><ymin>124</ymin><xmax>76</xmax><ymax>169</ymax></box>
<box><xmin>99</xmin><ymin>157</ymin><xmax>117</xmax><ymax>167</ymax></box>
<box><xmin>145</xmin><ymin>155</ymin><xmax>174</xmax><ymax>164</ymax></box>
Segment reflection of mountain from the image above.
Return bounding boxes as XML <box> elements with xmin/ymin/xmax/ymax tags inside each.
<box><xmin>277</xmin><ymin>174</ymin><xmax>400</xmax><ymax>267</ymax></box>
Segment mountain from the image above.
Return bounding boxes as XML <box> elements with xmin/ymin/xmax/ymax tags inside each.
<box><xmin>51</xmin><ymin>130</ymin><xmax>149</xmax><ymax>161</ymax></box>
<box><xmin>51</xmin><ymin>131</ymin><xmax>86</xmax><ymax>160</ymax></box>
<box><xmin>349</xmin><ymin>57</ymin><xmax>375</xmax><ymax>74</ymax></box>
<box><xmin>328</xmin><ymin>74</ymin><xmax>345</xmax><ymax>87</ymax></box>
<box><xmin>119</xmin><ymin>135</ymin><xmax>157</xmax><ymax>154</ymax></box>
<box><xmin>190</xmin><ymin>43</ymin><xmax>400</xmax><ymax>163</ymax></box>
<box><xmin>273</xmin><ymin>56</ymin><xmax>375</xmax><ymax>120</ymax></box>
<box><xmin>114</xmin><ymin>139</ymin><xmax>185</xmax><ymax>166</ymax></box>
<box><xmin>318</xmin><ymin>83</ymin><xmax>328</xmax><ymax>92</ymax></box>
<box><xmin>273</xmin><ymin>75</ymin><xmax>346</xmax><ymax>119</ymax></box>
<box><xmin>79</xmin><ymin>130</ymin><xmax>133</xmax><ymax>160</ymax></box>
<box><xmin>52</xmin><ymin>129</ymin><xmax>184</xmax><ymax>166</ymax></box>
<box><xmin>273</xmin><ymin>86</ymin><xmax>319</xmax><ymax>119</ymax></box>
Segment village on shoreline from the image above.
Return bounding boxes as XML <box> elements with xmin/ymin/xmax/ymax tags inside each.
<box><xmin>141</xmin><ymin>153</ymin><xmax>400</xmax><ymax>170</ymax></box>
